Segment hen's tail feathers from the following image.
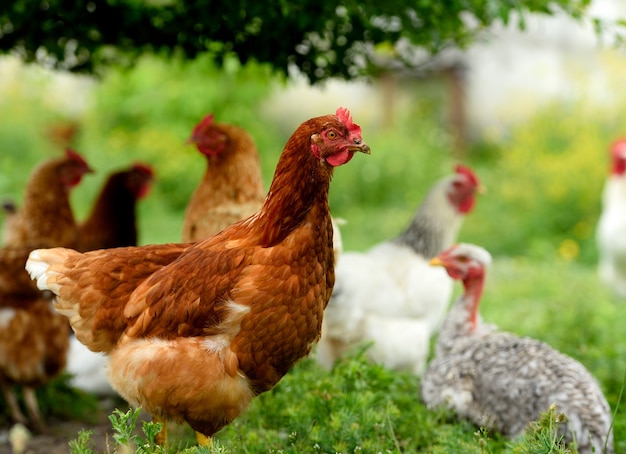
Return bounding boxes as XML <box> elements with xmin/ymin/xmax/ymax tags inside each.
<box><xmin>26</xmin><ymin>248</ymin><xmax>73</xmax><ymax>295</ymax></box>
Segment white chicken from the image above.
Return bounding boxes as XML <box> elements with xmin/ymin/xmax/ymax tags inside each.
<box><xmin>422</xmin><ymin>243</ymin><xmax>614</xmax><ymax>454</ymax></box>
<box><xmin>596</xmin><ymin>138</ymin><xmax>626</xmax><ymax>297</ymax></box>
<box><xmin>316</xmin><ymin>165</ymin><xmax>481</xmax><ymax>375</ymax></box>
<box><xmin>67</xmin><ymin>336</ymin><xmax>116</xmax><ymax>397</ymax></box>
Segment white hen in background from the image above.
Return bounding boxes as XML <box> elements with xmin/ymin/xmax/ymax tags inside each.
<box><xmin>597</xmin><ymin>138</ymin><xmax>626</xmax><ymax>297</ymax></box>
<box><xmin>316</xmin><ymin>165</ymin><xmax>482</xmax><ymax>375</ymax></box>
<box><xmin>67</xmin><ymin>336</ymin><xmax>116</xmax><ymax>397</ymax></box>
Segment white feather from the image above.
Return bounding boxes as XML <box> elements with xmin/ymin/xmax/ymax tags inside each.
<box><xmin>25</xmin><ymin>250</ymin><xmax>55</xmax><ymax>292</ymax></box>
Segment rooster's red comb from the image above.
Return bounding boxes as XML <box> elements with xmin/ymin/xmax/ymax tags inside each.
<box><xmin>336</xmin><ymin>107</ymin><xmax>361</xmax><ymax>135</ymax></box>
<box><xmin>455</xmin><ymin>164</ymin><xmax>479</xmax><ymax>186</ymax></box>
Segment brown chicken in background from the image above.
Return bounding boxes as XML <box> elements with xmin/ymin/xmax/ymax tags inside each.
<box><xmin>27</xmin><ymin>107</ymin><xmax>370</xmax><ymax>446</ymax></box>
<box><xmin>77</xmin><ymin>163</ymin><xmax>154</xmax><ymax>252</ymax></box>
<box><xmin>0</xmin><ymin>149</ymin><xmax>92</xmax><ymax>431</ymax></box>
<box><xmin>0</xmin><ymin>294</ymin><xmax>71</xmax><ymax>432</ymax></box>
<box><xmin>181</xmin><ymin>113</ymin><xmax>265</xmax><ymax>242</ymax></box>
<box><xmin>8</xmin><ymin>148</ymin><xmax>93</xmax><ymax>249</ymax></box>
<box><xmin>45</xmin><ymin>120</ymin><xmax>80</xmax><ymax>150</ymax></box>
<box><xmin>0</xmin><ymin>149</ymin><xmax>93</xmax><ymax>295</ymax></box>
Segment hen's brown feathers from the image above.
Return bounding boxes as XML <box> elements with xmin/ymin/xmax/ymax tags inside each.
<box><xmin>41</xmin><ymin>243</ymin><xmax>189</xmax><ymax>351</ymax></box>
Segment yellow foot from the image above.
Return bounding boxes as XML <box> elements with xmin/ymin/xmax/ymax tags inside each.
<box><xmin>196</xmin><ymin>432</ymin><xmax>213</xmax><ymax>447</ymax></box>
<box><xmin>154</xmin><ymin>418</ymin><xmax>168</xmax><ymax>446</ymax></box>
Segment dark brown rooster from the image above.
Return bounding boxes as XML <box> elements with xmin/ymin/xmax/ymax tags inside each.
<box><xmin>27</xmin><ymin>107</ymin><xmax>370</xmax><ymax>446</ymax></box>
<box><xmin>77</xmin><ymin>163</ymin><xmax>154</xmax><ymax>252</ymax></box>
<box><xmin>181</xmin><ymin>114</ymin><xmax>265</xmax><ymax>242</ymax></box>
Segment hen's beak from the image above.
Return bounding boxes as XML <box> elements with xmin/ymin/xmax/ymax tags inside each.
<box><xmin>350</xmin><ymin>141</ymin><xmax>371</xmax><ymax>155</ymax></box>
<box><xmin>477</xmin><ymin>184</ymin><xmax>487</xmax><ymax>195</ymax></box>
<box><xmin>429</xmin><ymin>257</ymin><xmax>444</xmax><ymax>267</ymax></box>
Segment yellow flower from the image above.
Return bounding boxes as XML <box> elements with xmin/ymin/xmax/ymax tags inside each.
<box><xmin>558</xmin><ymin>239</ymin><xmax>579</xmax><ymax>261</ymax></box>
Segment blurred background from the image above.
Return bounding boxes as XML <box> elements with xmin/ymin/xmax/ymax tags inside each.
<box><xmin>0</xmin><ymin>0</ymin><xmax>626</xmax><ymax>450</ymax></box>
<box><xmin>1</xmin><ymin>0</ymin><xmax>624</xmax><ymax>265</ymax></box>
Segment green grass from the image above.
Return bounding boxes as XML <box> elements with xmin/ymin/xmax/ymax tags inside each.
<box><xmin>219</xmin><ymin>256</ymin><xmax>625</xmax><ymax>454</ymax></box>
<box><xmin>61</xmin><ymin>256</ymin><xmax>625</xmax><ymax>454</ymax></box>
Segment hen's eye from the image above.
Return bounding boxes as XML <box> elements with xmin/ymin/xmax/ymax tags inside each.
<box><xmin>327</xmin><ymin>130</ymin><xmax>338</xmax><ymax>139</ymax></box>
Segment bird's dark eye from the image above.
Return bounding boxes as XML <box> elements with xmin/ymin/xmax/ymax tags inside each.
<box><xmin>327</xmin><ymin>130</ymin><xmax>338</xmax><ymax>139</ymax></box>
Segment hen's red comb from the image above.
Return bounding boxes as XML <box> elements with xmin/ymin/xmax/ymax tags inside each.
<box><xmin>190</xmin><ymin>113</ymin><xmax>215</xmax><ymax>138</ymax></box>
<box><xmin>132</xmin><ymin>162</ymin><xmax>155</xmax><ymax>178</ymax></box>
<box><xmin>455</xmin><ymin>164</ymin><xmax>479</xmax><ymax>186</ymax></box>
<box><xmin>65</xmin><ymin>148</ymin><xmax>90</xmax><ymax>168</ymax></box>
<box><xmin>336</xmin><ymin>107</ymin><xmax>361</xmax><ymax>135</ymax></box>
<box><xmin>198</xmin><ymin>113</ymin><xmax>214</xmax><ymax>129</ymax></box>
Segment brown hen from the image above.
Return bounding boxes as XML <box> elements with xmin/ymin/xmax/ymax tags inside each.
<box><xmin>0</xmin><ymin>149</ymin><xmax>91</xmax><ymax>431</ymax></box>
<box><xmin>8</xmin><ymin>148</ymin><xmax>92</xmax><ymax>249</ymax></box>
<box><xmin>181</xmin><ymin>114</ymin><xmax>265</xmax><ymax>242</ymax></box>
<box><xmin>27</xmin><ymin>107</ymin><xmax>370</xmax><ymax>446</ymax></box>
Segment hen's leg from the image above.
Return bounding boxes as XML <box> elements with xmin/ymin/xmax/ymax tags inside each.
<box><xmin>154</xmin><ymin>417</ymin><xmax>167</xmax><ymax>446</ymax></box>
<box><xmin>0</xmin><ymin>384</ymin><xmax>28</xmax><ymax>426</ymax></box>
<box><xmin>196</xmin><ymin>432</ymin><xmax>212</xmax><ymax>447</ymax></box>
<box><xmin>22</xmin><ymin>386</ymin><xmax>44</xmax><ymax>433</ymax></box>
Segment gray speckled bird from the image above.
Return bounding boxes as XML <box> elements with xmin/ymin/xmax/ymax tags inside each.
<box><xmin>421</xmin><ymin>243</ymin><xmax>614</xmax><ymax>454</ymax></box>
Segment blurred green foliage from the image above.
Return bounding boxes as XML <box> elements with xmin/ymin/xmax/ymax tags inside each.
<box><xmin>0</xmin><ymin>0</ymin><xmax>604</xmax><ymax>84</ymax></box>
<box><xmin>0</xmin><ymin>52</ymin><xmax>281</xmax><ymax>243</ymax></box>
<box><xmin>463</xmin><ymin>99</ymin><xmax>624</xmax><ymax>265</ymax></box>
<box><xmin>2</xmin><ymin>50</ymin><xmax>625</xmax><ymax>265</ymax></box>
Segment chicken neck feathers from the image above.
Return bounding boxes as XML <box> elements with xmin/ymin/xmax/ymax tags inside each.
<box><xmin>393</xmin><ymin>176</ymin><xmax>464</xmax><ymax>258</ymax></box>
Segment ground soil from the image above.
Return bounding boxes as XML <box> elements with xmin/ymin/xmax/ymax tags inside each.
<box><xmin>0</xmin><ymin>406</ymin><xmax>195</xmax><ymax>454</ymax></box>
<box><xmin>0</xmin><ymin>411</ymin><xmax>117</xmax><ymax>454</ymax></box>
